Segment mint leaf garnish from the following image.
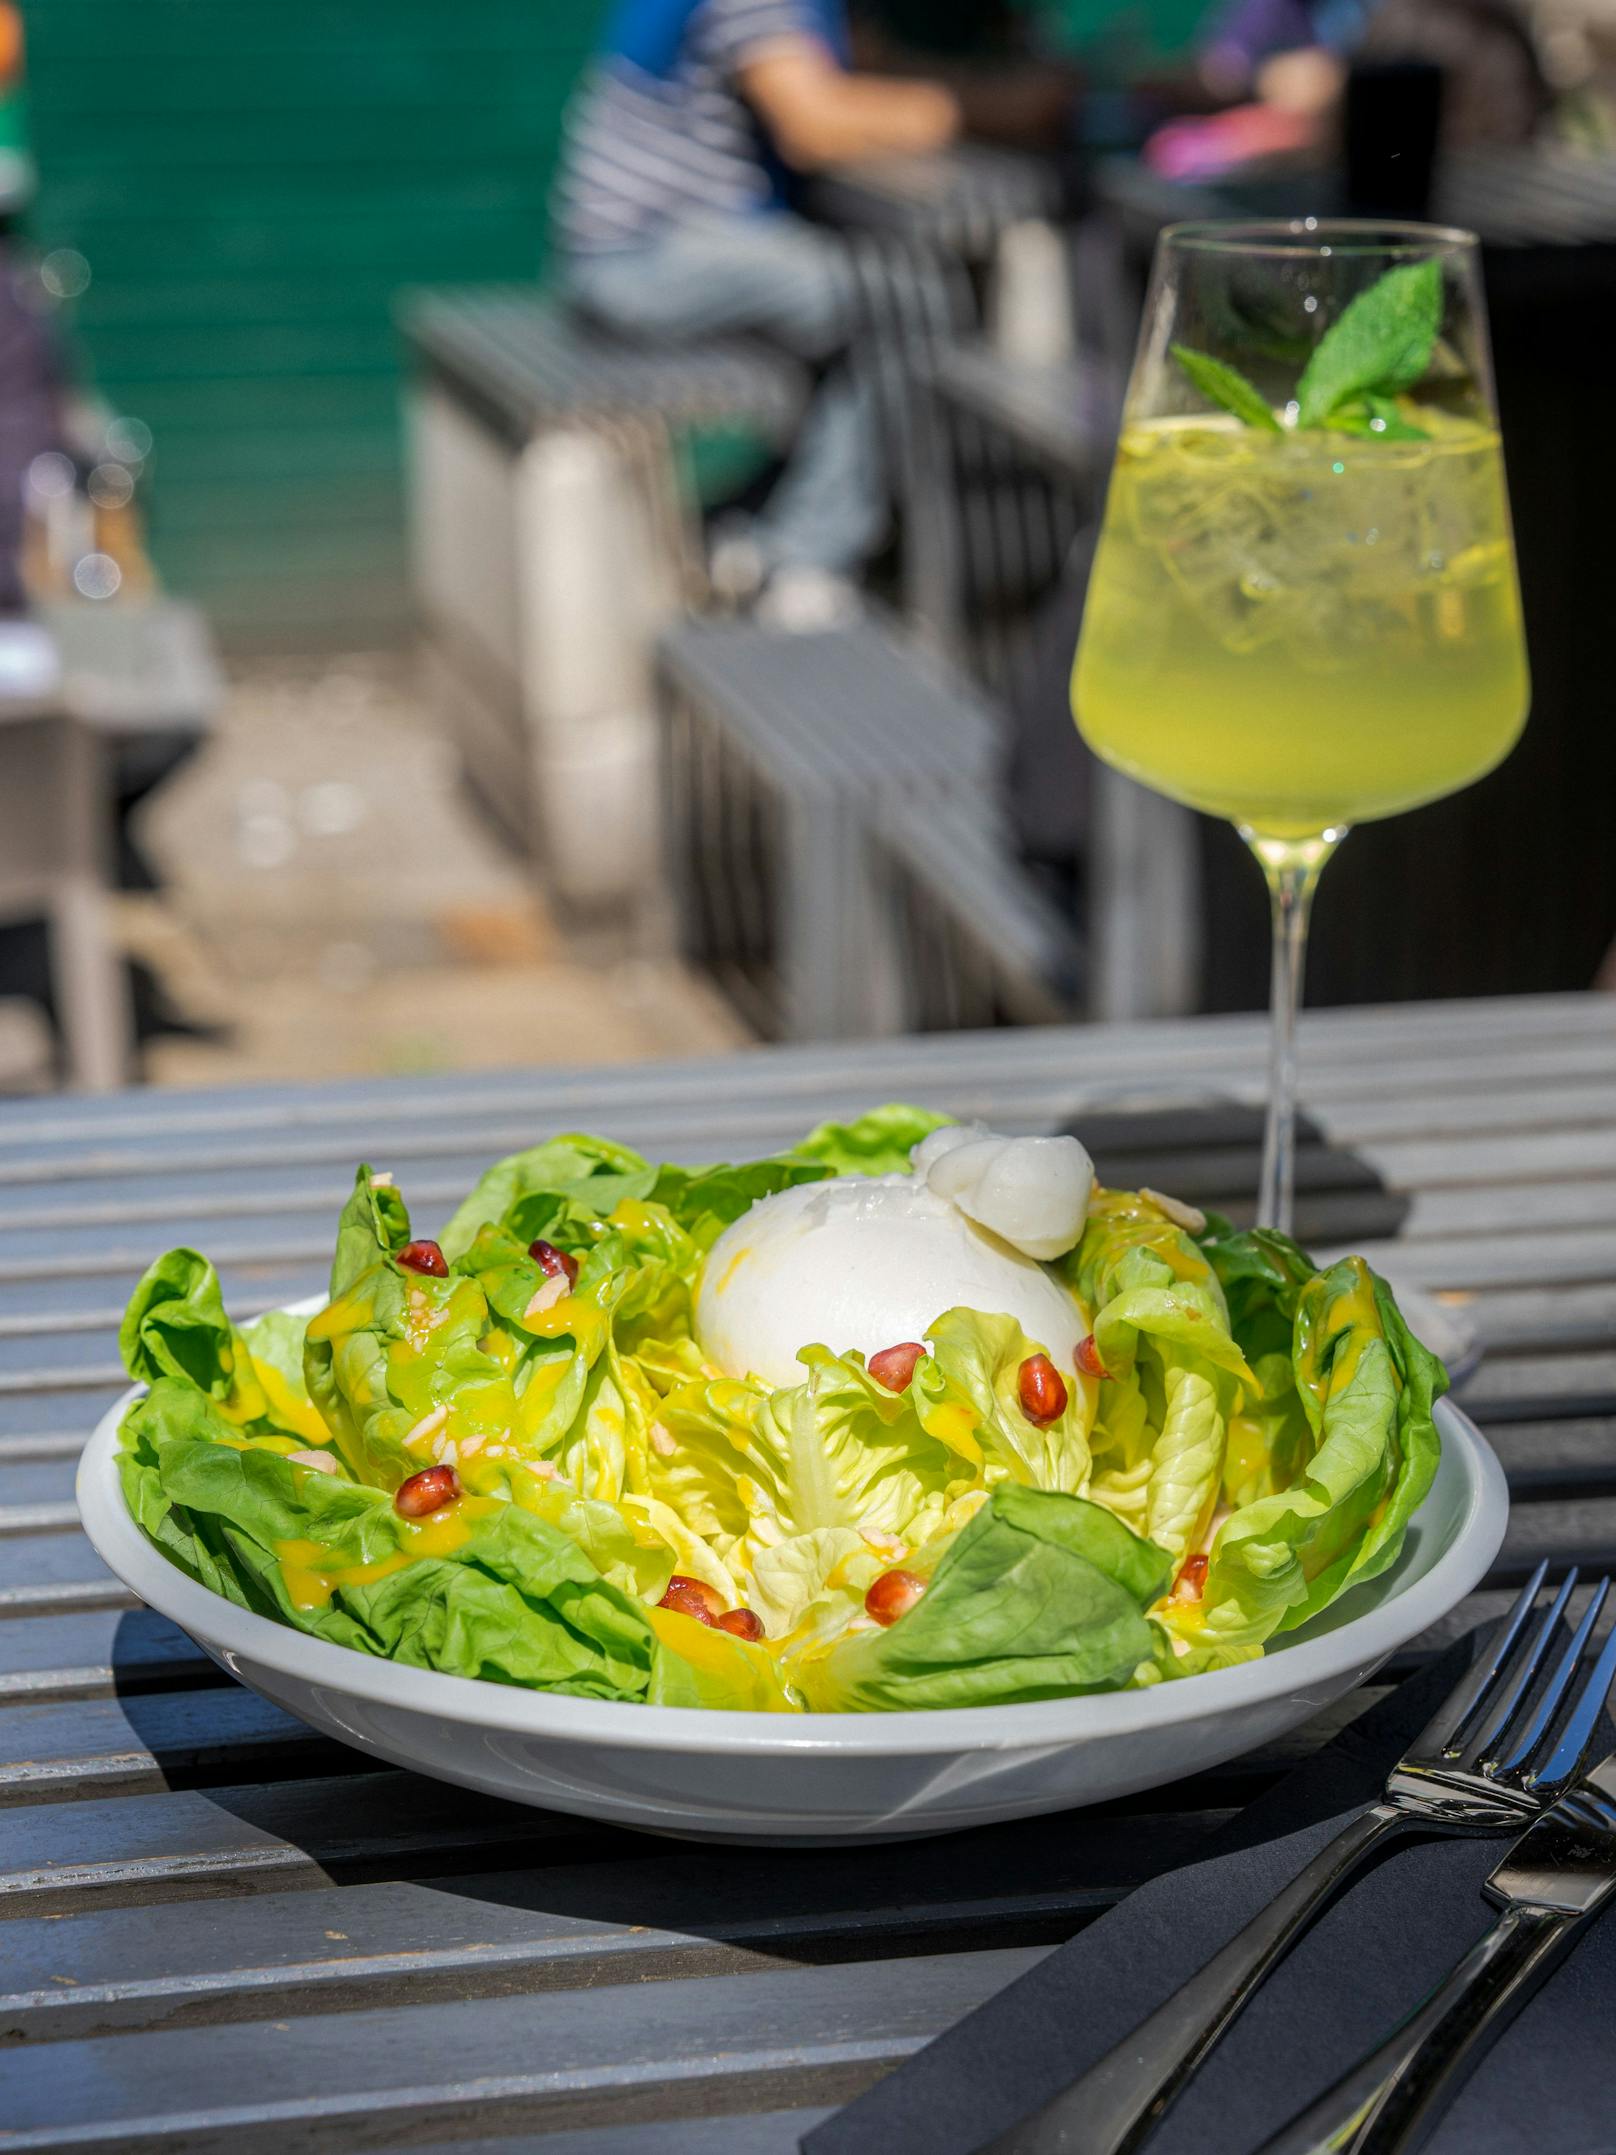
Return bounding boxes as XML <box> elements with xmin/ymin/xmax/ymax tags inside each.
<box><xmin>1171</xmin><ymin>344</ymin><xmax>1282</xmax><ymax>432</ymax></box>
<box><xmin>1322</xmin><ymin>392</ymin><xmax>1430</xmax><ymax>443</ymax></box>
<box><xmin>1294</xmin><ymin>258</ymin><xmax>1442</xmax><ymax>428</ymax></box>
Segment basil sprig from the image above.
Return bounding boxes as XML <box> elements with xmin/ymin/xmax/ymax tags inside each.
<box><xmin>1171</xmin><ymin>257</ymin><xmax>1442</xmax><ymax>439</ymax></box>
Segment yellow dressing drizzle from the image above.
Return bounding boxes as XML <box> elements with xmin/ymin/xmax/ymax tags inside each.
<box><xmin>250</xmin><ymin>1357</ymin><xmax>331</xmax><ymax>1445</ymax></box>
<box><xmin>608</xmin><ymin>1198</ymin><xmax>664</xmax><ymax>1239</ymax></box>
<box><xmin>1298</xmin><ymin>1261</ymin><xmax>1385</xmax><ymax>1405</ymax></box>
<box><xmin>306</xmin><ymin>1290</ymin><xmax>374</xmax><ymax>1343</ymax></box>
<box><xmin>273</xmin><ymin>1494</ymin><xmax>500</xmax><ymax>1609</ymax></box>
<box><xmin>525</xmin><ymin>1294</ymin><xmax>608</xmax><ymax>1357</ymax></box>
<box><xmin>274</xmin><ymin>1539</ymin><xmax>410</xmax><ymax>1608</ymax></box>
<box><xmin>921</xmin><ymin>1399</ymin><xmax>982</xmax><ymax>1463</ymax></box>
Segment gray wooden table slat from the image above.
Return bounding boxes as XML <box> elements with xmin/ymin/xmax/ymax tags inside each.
<box><xmin>0</xmin><ymin>1806</ymin><xmax>1222</xmax><ymax>2045</ymax></box>
<box><xmin>0</xmin><ymin>1772</ymin><xmax>601</xmax><ymax>1919</ymax></box>
<box><xmin>0</xmin><ymin>1946</ymin><xmax>1046</xmax><ymax>2151</ymax></box>
<box><xmin>3</xmin><ymin>1043</ymin><xmax>1614</xmax><ymax>1196</ymax></box>
<box><xmin>0</xmin><ymin>993</ymin><xmax>1604</xmax><ymax>1151</ymax></box>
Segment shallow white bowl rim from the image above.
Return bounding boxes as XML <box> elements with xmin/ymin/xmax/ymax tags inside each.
<box><xmin>78</xmin><ymin>1296</ymin><xmax>1507</xmax><ymax>1760</ymax></box>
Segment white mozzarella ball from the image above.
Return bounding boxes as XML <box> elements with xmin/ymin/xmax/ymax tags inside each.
<box><xmin>696</xmin><ymin>1173</ymin><xmax>1085</xmax><ymax>1388</ymax></box>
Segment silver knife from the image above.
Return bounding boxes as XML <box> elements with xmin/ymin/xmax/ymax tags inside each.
<box><xmin>1257</xmin><ymin>1748</ymin><xmax>1616</xmax><ymax>2155</ymax></box>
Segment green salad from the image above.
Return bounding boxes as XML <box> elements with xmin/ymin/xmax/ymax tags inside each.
<box><xmin>116</xmin><ymin>1106</ymin><xmax>1443</xmax><ymax>1714</ymax></box>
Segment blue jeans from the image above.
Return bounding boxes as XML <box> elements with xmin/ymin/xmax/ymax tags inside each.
<box><xmin>564</xmin><ymin>215</ymin><xmax>886</xmax><ymax>576</ymax></box>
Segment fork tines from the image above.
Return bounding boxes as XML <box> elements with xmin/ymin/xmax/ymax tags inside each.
<box><xmin>1432</xmin><ymin>1563</ymin><xmax>1616</xmax><ymax>1796</ymax></box>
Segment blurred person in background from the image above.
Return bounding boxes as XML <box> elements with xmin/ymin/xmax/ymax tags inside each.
<box><xmin>1148</xmin><ymin>0</ymin><xmax>1548</xmax><ymax>176</ymax></box>
<box><xmin>552</xmin><ymin>0</ymin><xmax>962</xmax><ymax>627</ymax></box>
<box><xmin>0</xmin><ymin>1</ymin><xmax>57</xmax><ymax>616</ymax></box>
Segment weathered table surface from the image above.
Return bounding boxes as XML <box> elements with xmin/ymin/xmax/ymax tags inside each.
<box><xmin>4</xmin><ymin>992</ymin><xmax>1613</xmax><ymax>2149</ymax></box>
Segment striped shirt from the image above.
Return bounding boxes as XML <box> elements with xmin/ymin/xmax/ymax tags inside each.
<box><xmin>553</xmin><ymin>0</ymin><xmax>849</xmax><ymax>257</ymax></box>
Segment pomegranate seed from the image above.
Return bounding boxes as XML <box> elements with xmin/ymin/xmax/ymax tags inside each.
<box><xmin>865</xmin><ymin>1569</ymin><xmax>926</xmax><ymax>1626</ymax></box>
<box><xmin>1075</xmin><ymin>1334</ymin><xmax>1111</xmax><ymax>1382</ymax></box>
<box><xmin>658</xmin><ymin>1574</ymin><xmax>725</xmax><ymax>1625</ymax></box>
<box><xmin>1172</xmin><ymin>1552</ymin><xmax>1210</xmax><ymax>1604</ymax></box>
<box><xmin>397</xmin><ymin>1240</ymin><xmax>448</xmax><ymax>1277</ymax></box>
<box><xmin>1018</xmin><ymin>1353</ymin><xmax>1068</xmax><ymax>1425</ymax></box>
<box><xmin>395</xmin><ymin>1464</ymin><xmax>460</xmax><ymax>1517</ymax></box>
<box><xmin>528</xmin><ymin>1238</ymin><xmax>578</xmax><ymax>1288</ymax></box>
<box><xmin>868</xmin><ymin>1341</ymin><xmax>925</xmax><ymax>1393</ymax></box>
<box><xmin>715</xmin><ymin>1607</ymin><xmax>764</xmax><ymax>1642</ymax></box>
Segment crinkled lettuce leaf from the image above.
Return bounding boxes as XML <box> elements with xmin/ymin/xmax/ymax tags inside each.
<box><xmin>441</xmin><ymin>1133</ymin><xmax>831</xmax><ymax>1265</ymax></box>
<box><xmin>799</xmin><ymin>1485</ymin><xmax>1171</xmax><ymax>1711</ymax></box>
<box><xmin>786</xmin><ymin>1103</ymin><xmax>954</xmax><ymax>1178</ymax></box>
<box><xmin>915</xmin><ymin>1307</ymin><xmax>1096</xmax><ymax>1493</ymax></box>
<box><xmin>653</xmin><ymin>1342</ymin><xmax>977</xmax><ymax>1640</ymax></box>
<box><xmin>438</xmin><ymin>1133</ymin><xmax>655</xmax><ymax>1262</ymax></box>
<box><xmin>1160</xmin><ymin>1253</ymin><xmax>1444</xmax><ymax>1660</ymax></box>
<box><xmin>118</xmin><ymin>1377</ymin><xmax>791</xmax><ymax>1709</ymax></box>
<box><xmin>1063</xmin><ymin>1193</ymin><xmax>1254</xmax><ymax>1566</ymax></box>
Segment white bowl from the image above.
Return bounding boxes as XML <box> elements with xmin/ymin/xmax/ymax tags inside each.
<box><xmin>78</xmin><ymin>1365</ymin><xmax>1507</xmax><ymax>1845</ymax></box>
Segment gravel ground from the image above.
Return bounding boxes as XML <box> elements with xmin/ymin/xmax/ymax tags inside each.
<box><xmin>127</xmin><ymin>650</ymin><xmax>748</xmax><ymax>1086</ymax></box>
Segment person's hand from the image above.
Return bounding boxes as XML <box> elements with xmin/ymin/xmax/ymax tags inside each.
<box><xmin>1256</xmin><ymin>46</ymin><xmax>1347</xmax><ymax>117</ymax></box>
<box><xmin>742</xmin><ymin>39</ymin><xmax>961</xmax><ymax>169</ymax></box>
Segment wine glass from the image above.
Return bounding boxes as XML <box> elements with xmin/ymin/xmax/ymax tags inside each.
<box><xmin>1073</xmin><ymin>221</ymin><xmax>1529</xmax><ymax>1235</ymax></box>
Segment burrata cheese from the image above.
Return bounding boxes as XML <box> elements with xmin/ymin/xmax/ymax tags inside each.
<box><xmin>696</xmin><ymin>1172</ymin><xmax>1086</xmax><ymax>1388</ymax></box>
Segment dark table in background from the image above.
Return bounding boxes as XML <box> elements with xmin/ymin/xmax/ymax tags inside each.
<box><xmin>4</xmin><ymin>994</ymin><xmax>1615</xmax><ymax>2146</ymax></box>
<box><xmin>1093</xmin><ymin>149</ymin><xmax>1616</xmax><ymax>1013</ymax></box>
<box><xmin>807</xmin><ymin>141</ymin><xmax>1071</xmax><ymax>264</ymax></box>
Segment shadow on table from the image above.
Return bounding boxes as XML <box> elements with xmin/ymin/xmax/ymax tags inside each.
<box><xmin>1073</xmin><ymin>1099</ymin><xmax>1410</xmax><ymax>1251</ymax></box>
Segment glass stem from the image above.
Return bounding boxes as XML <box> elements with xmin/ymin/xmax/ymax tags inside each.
<box><xmin>1243</xmin><ymin>829</ymin><xmax>1344</xmax><ymax>1238</ymax></box>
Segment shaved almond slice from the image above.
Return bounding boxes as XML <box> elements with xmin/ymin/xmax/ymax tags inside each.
<box><xmin>286</xmin><ymin>1448</ymin><xmax>340</xmax><ymax>1476</ymax></box>
<box><xmin>1141</xmin><ymin>1187</ymin><xmax>1207</xmax><ymax>1235</ymax></box>
<box><xmin>650</xmin><ymin>1422</ymin><xmax>677</xmax><ymax>1458</ymax></box>
<box><xmin>523</xmin><ymin>1275</ymin><xmax>570</xmax><ymax>1321</ymax></box>
<box><xmin>405</xmin><ymin>1403</ymin><xmax>449</xmax><ymax>1449</ymax></box>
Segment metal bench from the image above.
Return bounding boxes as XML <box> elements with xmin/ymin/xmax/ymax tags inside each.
<box><xmin>398</xmin><ymin>290</ymin><xmax>809</xmax><ymax>916</ymax></box>
<box><xmin>868</xmin><ymin>784</ymin><xmax>1080</xmax><ymax>1029</ymax></box>
<box><xmin>656</xmin><ymin>614</ymin><xmax>1074</xmax><ymax>1039</ymax></box>
<box><xmin>0</xmin><ymin>601</ymin><xmax>220</xmax><ymax>1092</ymax></box>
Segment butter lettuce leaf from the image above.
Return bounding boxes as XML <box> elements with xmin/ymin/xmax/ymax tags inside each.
<box><xmin>800</xmin><ymin>1486</ymin><xmax>1171</xmax><ymax>1711</ymax></box>
<box><xmin>1063</xmin><ymin>1193</ymin><xmax>1254</xmax><ymax>1565</ymax></box>
<box><xmin>653</xmin><ymin>1344</ymin><xmax>971</xmax><ymax>1635</ymax></box>
<box><xmin>331</xmin><ymin>1164</ymin><xmax>412</xmax><ymax>1297</ymax></box>
<box><xmin>441</xmin><ymin>1134</ymin><xmax>832</xmax><ymax>1266</ymax></box>
<box><xmin>1162</xmin><ymin>1255</ymin><xmax>1444</xmax><ymax>1657</ymax></box>
<box><xmin>787</xmin><ymin>1103</ymin><xmax>954</xmax><ymax>1178</ymax></box>
<box><xmin>915</xmin><ymin>1306</ymin><xmax>1095</xmax><ymax>1494</ymax></box>
<box><xmin>118</xmin><ymin>1378</ymin><xmax>789</xmax><ymax>1708</ymax></box>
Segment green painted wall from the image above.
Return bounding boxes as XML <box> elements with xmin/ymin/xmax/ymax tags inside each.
<box><xmin>20</xmin><ymin>0</ymin><xmax>1205</xmax><ymax>649</ymax></box>
<box><xmin>22</xmin><ymin>0</ymin><xmax>605</xmax><ymax>647</ymax></box>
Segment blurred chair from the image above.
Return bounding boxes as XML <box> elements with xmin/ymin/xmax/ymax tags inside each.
<box><xmin>398</xmin><ymin>289</ymin><xmax>809</xmax><ymax>925</ymax></box>
<box><xmin>0</xmin><ymin>602</ymin><xmax>219</xmax><ymax>1091</ymax></box>
<box><xmin>0</xmin><ymin>687</ymin><xmax>130</xmax><ymax>1092</ymax></box>
<box><xmin>656</xmin><ymin>612</ymin><xmax>1077</xmax><ymax>1039</ymax></box>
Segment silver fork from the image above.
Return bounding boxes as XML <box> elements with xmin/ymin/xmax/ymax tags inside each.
<box><xmin>1258</xmin><ymin>1696</ymin><xmax>1616</xmax><ymax>2151</ymax></box>
<box><xmin>984</xmin><ymin>1564</ymin><xmax>1611</xmax><ymax>2155</ymax></box>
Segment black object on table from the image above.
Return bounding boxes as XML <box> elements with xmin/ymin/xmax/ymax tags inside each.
<box><xmin>804</xmin><ymin>1633</ymin><xmax>1616</xmax><ymax>2155</ymax></box>
<box><xmin>1343</xmin><ymin>58</ymin><xmax>1445</xmax><ymax>218</ymax></box>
